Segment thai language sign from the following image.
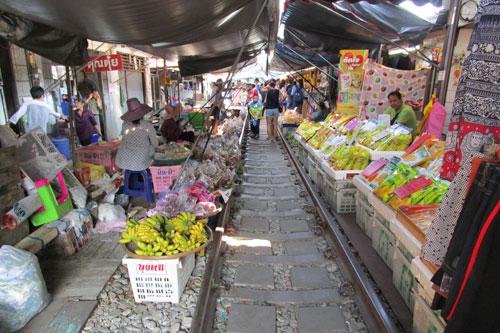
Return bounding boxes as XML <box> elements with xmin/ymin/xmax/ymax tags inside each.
<box><xmin>337</xmin><ymin>50</ymin><xmax>368</xmax><ymax>116</ymax></box>
<box><xmin>84</xmin><ymin>55</ymin><xmax>123</xmax><ymax>72</ymax></box>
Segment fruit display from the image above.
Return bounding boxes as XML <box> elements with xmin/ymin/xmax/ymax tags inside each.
<box><xmin>296</xmin><ymin>120</ymin><xmax>322</xmax><ymax>141</ymax></box>
<box><xmin>155</xmin><ymin>141</ymin><xmax>191</xmax><ymax>161</ymax></box>
<box><xmin>282</xmin><ymin>110</ymin><xmax>303</xmax><ymax>124</ymax></box>
<box><xmin>119</xmin><ymin>212</ymin><xmax>209</xmax><ymax>257</ymax></box>
<box><xmin>328</xmin><ymin>146</ymin><xmax>370</xmax><ymax>170</ymax></box>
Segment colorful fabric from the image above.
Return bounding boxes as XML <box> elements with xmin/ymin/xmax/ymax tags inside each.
<box><xmin>361</xmin><ymin>60</ymin><xmax>428</xmax><ymax>120</ymax></box>
<box><xmin>440</xmin><ymin>0</ymin><xmax>500</xmax><ymax>180</ymax></box>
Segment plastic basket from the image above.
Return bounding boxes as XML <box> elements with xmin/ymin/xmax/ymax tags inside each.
<box><xmin>122</xmin><ymin>253</ymin><xmax>195</xmax><ymax>303</ymax></box>
<box><xmin>188</xmin><ymin>112</ymin><xmax>206</xmax><ymax>131</ymax></box>
<box><xmin>392</xmin><ymin>246</ymin><xmax>415</xmax><ymax>310</ymax></box>
<box><xmin>76</xmin><ymin>141</ymin><xmax>120</xmax><ymax>174</ymax></box>
<box><xmin>330</xmin><ymin>187</ymin><xmax>356</xmax><ymax>214</ymax></box>
<box><xmin>16</xmin><ymin>127</ymin><xmax>68</xmax><ymax>181</ymax></box>
<box><xmin>321</xmin><ymin>161</ymin><xmax>361</xmax><ymax>181</ymax></box>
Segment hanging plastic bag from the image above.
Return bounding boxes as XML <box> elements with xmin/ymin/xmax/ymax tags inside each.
<box><xmin>0</xmin><ymin>246</ymin><xmax>51</xmax><ymax>332</ymax></box>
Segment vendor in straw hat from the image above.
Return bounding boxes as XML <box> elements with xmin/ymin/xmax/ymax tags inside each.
<box><xmin>160</xmin><ymin>103</ymin><xmax>195</xmax><ymax>143</ymax></box>
<box><xmin>210</xmin><ymin>78</ymin><xmax>226</xmax><ymax>120</ymax></box>
<box><xmin>116</xmin><ymin>98</ymin><xmax>158</xmax><ymax>171</ymax></box>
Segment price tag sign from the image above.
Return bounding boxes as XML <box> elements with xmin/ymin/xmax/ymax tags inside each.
<box><xmin>362</xmin><ymin>159</ymin><xmax>388</xmax><ymax>177</ymax></box>
<box><xmin>394</xmin><ymin>175</ymin><xmax>433</xmax><ymax>199</ymax></box>
<box><xmin>405</xmin><ymin>133</ymin><xmax>433</xmax><ymax>154</ymax></box>
<box><xmin>150</xmin><ymin>165</ymin><xmax>182</xmax><ymax>192</ymax></box>
<box><xmin>345</xmin><ymin>119</ymin><xmax>360</xmax><ymax>132</ymax></box>
<box><xmin>372</xmin><ymin>130</ymin><xmax>390</xmax><ymax>142</ymax></box>
<box><xmin>378</xmin><ymin>114</ymin><xmax>391</xmax><ymax>127</ymax></box>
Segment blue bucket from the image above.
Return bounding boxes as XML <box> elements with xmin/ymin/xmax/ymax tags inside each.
<box><xmin>51</xmin><ymin>137</ymin><xmax>71</xmax><ymax>160</ymax></box>
<box><xmin>92</xmin><ymin>133</ymin><xmax>99</xmax><ymax>143</ymax></box>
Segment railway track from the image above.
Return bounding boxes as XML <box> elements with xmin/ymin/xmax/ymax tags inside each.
<box><xmin>192</xmin><ymin>119</ymin><xmax>400</xmax><ymax>333</ymax></box>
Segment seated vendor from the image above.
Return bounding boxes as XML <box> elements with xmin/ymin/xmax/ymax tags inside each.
<box><xmin>383</xmin><ymin>91</ymin><xmax>417</xmax><ymax>134</ymax></box>
<box><xmin>116</xmin><ymin>98</ymin><xmax>158</xmax><ymax>171</ymax></box>
<box><xmin>308</xmin><ymin>102</ymin><xmax>328</xmax><ymax>123</ymax></box>
<box><xmin>160</xmin><ymin>103</ymin><xmax>195</xmax><ymax>143</ymax></box>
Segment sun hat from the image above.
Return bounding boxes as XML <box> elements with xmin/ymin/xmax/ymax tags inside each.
<box><xmin>121</xmin><ymin>98</ymin><xmax>153</xmax><ymax>121</ymax></box>
<box><xmin>215</xmin><ymin>78</ymin><xmax>224</xmax><ymax>85</ymax></box>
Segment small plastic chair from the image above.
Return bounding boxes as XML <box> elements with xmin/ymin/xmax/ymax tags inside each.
<box><xmin>123</xmin><ymin>169</ymin><xmax>155</xmax><ymax>203</ymax></box>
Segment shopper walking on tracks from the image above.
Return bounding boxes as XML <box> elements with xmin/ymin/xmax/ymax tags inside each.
<box><xmin>291</xmin><ymin>79</ymin><xmax>306</xmax><ymax>115</ymax></box>
<box><xmin>263</xmin><ymin>80</ymin><xmax>284</xmax><ymax>143</ymax></box>
<box><xmin>248</xmin><ymin>94</ymin><xmax>263</xmax><ymax>139</ymax></box>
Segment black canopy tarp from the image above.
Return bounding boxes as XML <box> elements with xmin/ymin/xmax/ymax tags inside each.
<box><xmin>281</xmin><ymin>0</ymin><xmax>439</xmax><ymax>56</ymax></box>
<box><xmin>271</xmin><ymin>40</ymin><xmax>341</xmax><ymax>72</ymax></box>
<box><xmin>0</xmin><ymin>0</ymin><xmax>279</xmax><ymax>75</ymax></box>
<box><xmin>0</xmin><ymin>12</ymin><xmax>89</xmax><ymax>66</ymax></box>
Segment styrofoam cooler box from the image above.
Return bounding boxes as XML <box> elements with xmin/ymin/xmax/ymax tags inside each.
<box><xmin>412</xmin><ymin>292</ymin><xmax>445</xmax><ymax>333</ymax></box>
<box><xmin>122</xmin><ymin>254</ymin><xmax>195</xmax><ymax>303</ymax></box>
<box><xmin>369</xmin><ymin>196</ymin><xmax>396</xmax><ymax>226</ymax></box>
<box><xmin>392</xmin><ymin>245</ymin><xmax>416</xmax><ymax>311</ymax></box>
<box><xmin>356</xmin><ymin>195</ymin><xmax>374</xmax><ymax>238</ymax></box>
<box><xmin>317</xmin><ymin>168</ymin><xmax>326</xmax><ymax>194</ymax></box>
<box><xmin>353</xmin><ymin>175</ymin><xmax>374</xmax><ymax>205</ymax></box>
<box><xmin>307</xmin><ymin>156</ymin><xmax>319</xmax><ymax>184</ymax></box>
<box><xmin>372</xmin><ymin>213</ymin><xmax>396</xmax><ymax>270</ymax></box>
<box><xmin>392</xmin><ymin>217</ymin><xmax>423</xmax><ymax>259</ymax></box>
<box><xmin>411</xmin><ymin>257</ymin><xmax>437</xmax><ymax>307</ymax></box>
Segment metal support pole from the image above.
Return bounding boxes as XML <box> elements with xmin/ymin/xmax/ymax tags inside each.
<box><xmin>285</xmin><ymin>27</ymin><xmax>338</xmax><ymax>70</ymax></box>
<box><xmin>312</xmin><ymin>1</ymin><xmax>439</xmax><ymax>69</ymax></box>
<box><xmin>284</xmin><ymin>45</ymin><xmax>337</xmax><ymax>81</ymax></box>
<box><xmin>437</xmin><ymin>0</ymin><xmax>461</xmax><ymax>102</ymax></box>
<box><xmin>65</xmin><ymin>66</ymin><xmax>78</xmax><ymax>173</ymax></box>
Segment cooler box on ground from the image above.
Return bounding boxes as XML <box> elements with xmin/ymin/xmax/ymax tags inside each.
<box><xmin>122</xmin><ymin>253</ymin><xmax>195</xmax><ymax>304</ymax></box>
<box><xmin>76</xmin><ymin>141</ymin><xmax>120</xmax><ymax>175</ymax></box>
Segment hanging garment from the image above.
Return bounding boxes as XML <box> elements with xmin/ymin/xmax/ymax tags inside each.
<box><xmin>421</xmin><ymin>101</ymin><xmax>446</xmax><ymax>138</ymax></box>
<box><xmin>435</xmin><ymin>162</ymin><xmax>500</xmax><ymax>333</ymax></box>
<box><xmin>440</xmin><ymin>0</ymin><xmax>500</xmax><ymax>180</ymax></box>
<box><xmin>421</xmin><ymin>150</ymin><xmax>488</xmax><ymax>266</ymax></box>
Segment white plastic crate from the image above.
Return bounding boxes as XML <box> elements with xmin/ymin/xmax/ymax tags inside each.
<box><xmin>392</xmin><ymin>246</ymin><xmax>416</xmax><ymax>311</ymax></box>
<box><xmin>330</xmin><ymin>187</ymin><xmax>357</xmax><ymax>214</ymax></box>
<box><xmin>122</xmin><ymin>254</ymin><xmax>195</xmax><ymax>303</ymax></box>
<box><xmin>321</xmin><ymin>160</ymin><xmax>362</xmax><ymax>181</ymax></box>
<box><xmin>317</xmin><ymin>168</ymin><xmax>326</xmax><ymax>195</ymax></box>
<box><xmin>355</xmin><ymin>195</ymin><xmax>374</xmax><ymax>238</ymax></box>
<box><xmin>412</xmin><ymin>292</ymin><xmax>445</xmax><ymax>333</ymax></box>
<box><xmin>372</xmin><ymin>213</ymin><xmax>396</xmax><ymax>270</ymax></box>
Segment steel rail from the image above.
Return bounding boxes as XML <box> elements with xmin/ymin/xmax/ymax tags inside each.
<box><xmin>278</xmin><ymin>129</ymin><xmax>399</xmax><ymax>333</ymax></box>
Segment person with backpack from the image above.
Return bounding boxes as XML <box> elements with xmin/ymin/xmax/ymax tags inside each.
<box><xmin>291</xmin><ymin>79</ymin><xmax>306</xmax><ymax>115</ymax></box>
<box><xmin>285</xmin><ymin>79</ymin><xmax>295</xmax><ymax>111</ymax></box>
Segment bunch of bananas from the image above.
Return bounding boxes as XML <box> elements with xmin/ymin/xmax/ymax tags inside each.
<box><xmin>118</xmin><ymin>212</ymin><xmax>209</xmax><ymax>257</ymax></box>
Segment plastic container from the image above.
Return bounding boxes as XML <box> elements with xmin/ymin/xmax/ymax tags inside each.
<box><xmin>91</xmin><ymin>133</ymin><xmax>99</xmax><ymax>144</ymax></box>
<box><xmin>355</xmin><ymin>195</ymin><xmax>374</xmax><ymax>238</ymax></box>
<box><xmin>307</xmin><ymin>156</ymin><xmax>319</xmax><ymax>184</ymax></box>
<box><xmin>372</xmin><ymin>213</ymin><xmax>396</xmax><ymax>270</ymax></box>
<box><xmin>316</xmin><ymin>168</ymin><xmax>326</xmax><ymax>195</ymax></box>
<box><xmin>50</xmin><ymin>137</ymin><xmax>71</xmax><ymax>160</ymax></box>
<box><xmin>330</xmin><ymin>186</ymin><xmax>357</xmax><ymax>214</ymax></box>
<box><xmin>122</xmin><ymin>253</ymin><xmax>195</xmax><ymax>303</ymax></box>
<box><xmin>321</xmin><ymin>160</ymin><xmax>362</xmax><ymax>181</ymax></box>
<box><xmin>392</xmin><ymin>246</ymin><xmax>416</xmax><ymax>311</ymax></box>
<box><xmin>76</xmin><ymin>141</ymin><xmax>120</xmax><ymax>174</ymax></box>
<box><xmin>353</xmin><ymin>175</ymin><xmax>374</xmax><ymax>205</ymax></box>
<box><xmin>31</xmin><ymin>172</ymin><xmax>73</xmax><ymax>226</ymax></box>
<box><xmin>412</xmin><ymin>293</ymin><xmax>445</xmax><ymax>333</ymax></box>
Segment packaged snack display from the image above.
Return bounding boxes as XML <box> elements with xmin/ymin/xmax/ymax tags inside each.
<box><xmin>402</xmin><ymin>145</ymin><xmax>431</xmax><ymax>167</ymax></box>
<box><xmin>373</xmin><ymin>163</ymin><xmax>419</xmax><ymax>203</ymax></box>
<box><xmin>396</xmin><ymin>205</ymin><xmax>439</xmax><ymax>242</ymax></box>
<box><xmin>309</xmin><ymin>126</ymin><xmax>334</xmax><ymax>150</ymax></box>
<box><xmin>328</xmin><ymin>146</ymin><xmax>370</xmax><ymax>170</ymax></box>
<box><xmin>362</xmin><ymin>157</ymin><xmax>401</xmax><ymax>189</ymax></box>
<box><xmin>296</xmin><ymin>120</ymin><xmax>322</xmax><ymax>141</ymax></box>
<box><xmin>282</xmin><ymin>110</ymin><xmax>303</xmax><ymax>124</ymax></box>
<box><xmin>319</xmin><ymin>135</ymin><xmax>347</xmax><ymax>159</ymax></box>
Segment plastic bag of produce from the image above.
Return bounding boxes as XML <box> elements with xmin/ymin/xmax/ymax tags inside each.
<box><xmin>0</xmin><ymin>246</ymin><xmax>50</xmax><ymax>332</ymax></box>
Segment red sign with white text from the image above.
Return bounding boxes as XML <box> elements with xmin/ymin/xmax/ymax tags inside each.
<box><xmin>84</xmin><ymin>55</ymin><xmax>123</xmax><ymax>72</ymax></box>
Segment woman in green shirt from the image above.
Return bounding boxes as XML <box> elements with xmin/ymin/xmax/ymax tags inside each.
<box><xmin>383</xmin><ymin>91</ymin><xmax>417</xmax><ymax>134</ymax></box>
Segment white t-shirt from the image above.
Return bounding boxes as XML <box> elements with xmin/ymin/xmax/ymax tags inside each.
<box><xmin>9</xmin><ymin>100</ymin><xmax>60</xmax><ymax>133</ymax></box>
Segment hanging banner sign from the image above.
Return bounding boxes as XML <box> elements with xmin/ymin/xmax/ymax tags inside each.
<box><xmin>84</xmin><ymin>55</ymin><xmax>123</xmax><ymax>72</ymax></box>
<box><xmin>337</xmin><ymin>50</ymin><xmax>369</xmax><ymax>116</ymax></box>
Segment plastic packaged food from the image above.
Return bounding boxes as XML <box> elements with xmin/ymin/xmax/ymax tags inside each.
<box><xmin>373</xmin><ymin>163</ymin><xmax>419</xmax><ymax>203</ymax></box>
<box><xmin>402</xmin><ymin>145</ymin><xmax>431</xmax><ymax>167</ymax></box>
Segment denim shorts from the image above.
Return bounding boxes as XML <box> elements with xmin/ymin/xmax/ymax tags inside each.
<box><xmin>265</xmin><ymin>108</ymin><xmax>279</xmax><ymax>117</ymax></box>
